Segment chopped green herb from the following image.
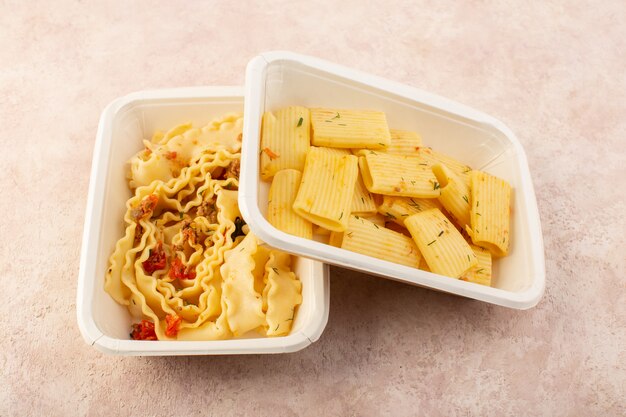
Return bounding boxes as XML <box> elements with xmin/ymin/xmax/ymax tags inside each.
<box><xmin>179</xmin><ymin>211</ymin><xmax>184</xmax><ymax>219</ymax></box>
<box><xmin>272</xmin><ymin>267</ymin><xmax>279</xmax><ymax>274</ymax></box>
<box><xmin>438</xmin><ymin>230</ymin><xmax>444</xmax><ymax>237</ymax></box>
<box><xmin>385</xmin><ymin>212</ymin><xmax>396</xmax><ymax>219</ymax></box>
<box><xmin>369</xmin><ymin>151</ymin><xmax>377</xmax><ymax>155</ymax></box>
<box><xmin>476</xmin><ymin>213</ymin><xmax>482</xmax><ymax>216</ymax></box>
<box><xmin>361</xmin><ymin>197</ymin><xmax>365</xmax><ymax>204</ymax></box>
<box><xmin>401</xmin><ymin>214</ymin><xmax>408</xmax><ymax>217</ymax></box>
<box><xmin>339</xmin><ymin>212</ymin><xmax>343</xmax><ymax>220</ymax></box>
<box><xmin>427</xmin><ymin>240</ymin><xmax>436</xmax><ymax>246</ymax></box>
<box><xmin>332</xmin><ymin>112</ymin><xmax>340</xmax><ymax>119</ymax></box>
<box><xmin>408</xmin><ymin>199</ymin><xmax>420</xmax><ymax>210</ymax></box>
<box><xmin>462</xmin><ymin>195</ymin><xmax>469</xmax><ymax>204</ymax></box>
<box><xmin>410</xmin><ymin>180</ymin><xmax>416</xmax><ymax>185</ymax></box>
<box><xmin>475</xmin><ymin>268</ymin><xmax>485</xmax><ymax>274</ymax></box>
<box><xmin>355</xmin><ymin>215</ymin><xmax>360</xmax><ymax>220</ymax></box>
<box><xmin>297</xmin><ymin>117</ymin><xmax>303</xmax><ymax>127</ymax></box>
<box><xmin>338</xmin><ymin>123</ymin><xmax>347</xmax><ymax>126</ymax></box>
<box><xmin>373</xmin><ymin>223</ymin><xmax>379</xmax><ymax>229</ymax></box>
<box><xmin>275</xmin><ymin>324</ymin><xmax>280</xmax><ymax>331</ymax></box>
<box><xmin>325</xmin><ymin>120</ymin><xmax>332</xmax><ymax>123</ymax></box>
<box><xmin>132</xmin><ymin>299</ymin><xmax>136</xmax><ymax>305</ymax></box>
<box><xmin>418</xmin><ymin>163</ymin><xmax>428</xmax><ymax>166</ymax></box>
<box><xmin>378</xmin><ymin>143</ymin><xmax>385</xmax><ymax>147</ymax></box>
<box><xmin>476</xmin><ymin>200</ymin><xmax>480</xmax><ymax>207</ymax></box>
<box><xmin>346</xmin><ymin>232</ymin><xmax>353</xmax><ymax>238</ymax></box>
<box><xmin>433</xmin><ymin>181</ymin><xmax>440</xmax><ymax>190</ymax></box>
<box><xmin>467</xmin><ymin>255</ymin><xmax>471</xmax><ymax>262</ymax></box>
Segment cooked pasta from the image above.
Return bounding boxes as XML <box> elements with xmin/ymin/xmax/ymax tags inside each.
<box><xmin>260</xmin><ymin>105</ymin><xmax>514</xmax><ymax>289</ymax></box>
<box><xmin>260</xmin><ymin>106</ymin><xmax>310</xmax><ymax>179</ymax></box>
<box><xmin>353</xmin><ymin>128</ymin><xmax>422</xmax><ymax>156</ymax></box>
<box><xmin>310</xmin><ymin>108</ymin><xmax>391</xmax><ymax>148</ymax></box>
<box><xmin>359</xmin><ymin>152</ymin><xmax>441</xmax><ymax>198</ymax></box>
<box><xmin>329</xmin><ymin>215</ymin><xmax>421</xmax><ymax>268</ymax></box>
<box><xmin>377</xmin><ymin>195</ymin><xmax>444</xmax><ymax>227</ymax></box>
<box><xmin>292</xmin><ymin>147</ymin><xmax>359</xmax><ymax>232</ymax></box>
<box><xmin>466</xmin><ymin>170</ymin><xmax>512</xmax><ymax>256</ymax></box>
<box><xmin>432</xmin><ymin>163</ymin><xmax>471</xmax><ymax>229</ymax></box>
<box><xmin>106</xmin><ymin>114</ymin><xmax>303</xmax><ymax>341</ymax></box>
<box><xmin>459</xmin><ymin>245</ymin><xmax>492</xmax><ymax>286</ymax></box>
<box><xmin>267</xmin><ymin>169</ymin><xmax>313</xmax><ymax>239</ymax></box>
<box><xmin>404</xmin><ymin>209</ymin><xmax>478</xmax><ymax>278</ymax></box>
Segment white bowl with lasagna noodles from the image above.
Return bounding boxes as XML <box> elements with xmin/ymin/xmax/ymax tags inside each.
<box><xmin>240</xmin><ymin>52</ymin><xmax>545</xmax><ymax>310</ymax></box>
<box><xmin>77</xmin><ymin>87</ymin><xmax>329</xmax><ymax>355</ymax></box>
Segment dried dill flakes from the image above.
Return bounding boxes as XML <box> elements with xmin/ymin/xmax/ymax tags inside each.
<box><xmin>297</xmin><ymin>117</ymin><xmax>303</xmax><ymax>127</ymax></box>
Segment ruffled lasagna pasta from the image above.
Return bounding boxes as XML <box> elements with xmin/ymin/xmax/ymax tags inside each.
<box><xmin>106</xmin><ymin>114</ymin><xmax>302</xmax><ymax>341</ymax></box>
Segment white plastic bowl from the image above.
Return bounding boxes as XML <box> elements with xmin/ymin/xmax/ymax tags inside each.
<box><xmin>77</xmin><ymin>86</ymin><xmax>330</xmax><ymax>355</ymax></box>
<box><xmin>240</xmin><ymin>51</ymin><xmax>545</xmax><ymax>309</ymax></box>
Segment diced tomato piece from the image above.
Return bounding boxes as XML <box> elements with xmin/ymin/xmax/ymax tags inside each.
<box><xmin>262</xmin><ymin>147</ymin><xmax>279</xmax><ymax>160</ymax></box>
<box><xmin>168</xmin><ymin>257</ymin><xmax>196</xmax><ymax>280</ymax></box>
<box><xmin>142</xmin><ymin>241</ymin><xmax>166</xmax><ymax>274</ymax></box>
<box><xmin>131</xmin><ymin>194</ymin><xmax>159</xmax><ymax>221</ymax></box>
<box><xmin>165</xmin><ymin>314</ymin><xmax>182</xmax><ymax>337</ymax></box>
<box><xmin>164</xmin><ymin>151</ymin><xmax>177</xmax><ymax>160</ymax></box>
<box><xmin>130</xmin><ymin>320</ymin><xmax>157</xmax><ymax>340</ymax></box>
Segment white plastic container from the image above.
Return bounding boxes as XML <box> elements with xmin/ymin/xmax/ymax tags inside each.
<box><xmin>77</xmin><ymin>87</ymin><xmax>330</xmax><ymax>355</ymax></box>
<box><xmin>240</xmin><ymin>51</ymin><xmax>545</xmax><ymax>310</ymax></box>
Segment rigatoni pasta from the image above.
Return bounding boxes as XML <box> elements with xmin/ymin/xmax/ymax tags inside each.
<box><xmin>329</xmin><ymin>215</ymin><xmax>421</xmax><ymax>268</ymax></box>
<box><xmin>359</xmin><ymin>152</ymin><xmax>441</xmax><ymax>198</ymax></box>
<box><xmin>354</xmin><ymin>129</ymin><xmax>422</xmax><ymax>156</ymax></box>
<box><xmin>377</xmin><ymin>195</ymin><xmax>444</xmax><ymax>226</ymax></box>
<box><xmin>432</xmin><ymin>163</ymin><xmax>471</xmax><ymax>229</ymax></box>
<box><xmin>267</xmin><ymin>169</ymin><xmax>312</xmax><ymax>239</ymax></box>
<box><xmin>310</xmin><ymin>108</ymin><xmax>391</xmax><ymax>148</ymax></box>
<box><xmin>459</xmin><ymin>245</ymin><xmax>492</xmax><ymax>286</ymax></box>
<box><xmin>260</xmin><ymin>105</ymin><xmax>514</xmax><ymax>289</ymax></box>
<box><xmin>404</xmin><ymin>209</ymin><xmax>478</xmax><ymax>278</ymax></box>
<box><xmin>260</xmin><ymin>106</ymin><xmax>310</xmax><ymax>179</ymax></box>
<box><xmin>293</xmin><ymin>147</ymin><xmax>359</xmax><ymax>232</ymax></box>
<box><xmin>466</xmin><ymin>170</ymin><xmax>512</xmax><ymax>256</ymax></box>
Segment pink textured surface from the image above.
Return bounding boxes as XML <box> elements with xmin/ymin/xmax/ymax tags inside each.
<box><xmin>1</xmin><ymin>0</ymin><xmax>625</xmax><ymax>415</ymax></box>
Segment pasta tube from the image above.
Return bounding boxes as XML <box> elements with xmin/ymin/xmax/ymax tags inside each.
<box><xmin>405</xmin><ymin>209</ymin><xmax>477</xmax><ymax>278</ymax></box>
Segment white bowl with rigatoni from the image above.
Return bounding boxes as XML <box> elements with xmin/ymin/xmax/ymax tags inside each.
<box><xmin>240</xmin><ymin>51</ymin><xmax>545</xmax><ymax>309</ymax></box>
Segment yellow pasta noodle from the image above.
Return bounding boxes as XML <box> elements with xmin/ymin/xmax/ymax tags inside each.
<box><xmin>405</xmin><ymin>209</ymin><xmax>477</xmax><ymax>278</ymax></box>
<box><xmin>310</xmin><ymin>108</ymin><xmax>391</xmax><ymax>149</ymax></box>
<box><xmin>466</xmin><ymin>170</ymin><xmax>512</xmax><ymax>257</ymax></box>
<box><xmin>459</xmin><ymin>245</ymin><xmax>492</xmax><ymax>286</ymax></box>
<box><xmin>359</xmin><ymin>153</ymin><xmax>441</xmax><ymax>198</ymax></box>
<box><xmin>419</xmin><ymin>148</ymin><xmax>472</xmax><ymax>186</ymax></box>
<box><xmin>267</xmin><ymin>169</ymin><xmax>313</xmax><ymax>239</ymax></box>
<box><xmin>260</xmin><ymin>106</ymin><xmax>311</xmax><ymax>179</ymax></box>
<box><xmin>293</xmin><ymin>147</ymin><xmax>359</xmax><ymax>232</ymax></box>
<box><xmin>351</xmin><ymin>172</ymin><xmax>377</xmax><ymax>215</ymax></box>
<box><xmin>220</xmin><ymin>233</ymin><xmax>266</xmax><ymax>336</ymax></box>
<box><xmin>263</xmin><ymin>251</ymin><xmax>303</xmax><ymax>336</ymax></box>
<box><xmin>329</xmin><ymin>215</ymin><xmax>421</xmax><ymax>268</ymax></box>
<box><xmin>106</xmin><ymin>115</ymin><xmax>303</xmax><ymax>341</ymax></box>
<box><xmin>377</xmin><ymin>195</ymin><xmax>444</xmax><ymax>226</ymax></box>
<box><xmin>353</xmin><ymin>128</ymin><xmax>422</xmax><ymax>156</ymax></box>
<box><xmin>432</xmin><ymin>163</ymin><xmax>471</xmax><ymax>229</ymax></box>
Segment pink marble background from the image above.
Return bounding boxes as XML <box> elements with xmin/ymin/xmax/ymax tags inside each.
<box><xmin>1</xmin><ymin>0</ymin><xmax>624</xmax><ymax>415</ymax></box>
